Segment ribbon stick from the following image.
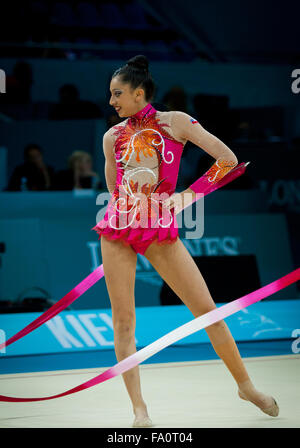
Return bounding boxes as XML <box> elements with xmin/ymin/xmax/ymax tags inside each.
<box><xmin>0</xmin><ymin>267</ymin><xmax>299</xmax><ymax>402</ymax></box>
<box><xmin>0</xmin><ymin>162</ymin><xmax>249</xmax><ymax>352</ymax></box>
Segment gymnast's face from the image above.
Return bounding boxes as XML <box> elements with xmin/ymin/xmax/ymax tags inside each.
<box><xmin>109</xmin><ymin>76</ymin><xmax>147</xmax><ymax>118</ymax></box>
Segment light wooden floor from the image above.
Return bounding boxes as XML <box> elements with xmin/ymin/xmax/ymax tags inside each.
<box><xmin>0</xmin><ymin>354</ymin><xmax>299</xmax><ymax>428</ymax></box>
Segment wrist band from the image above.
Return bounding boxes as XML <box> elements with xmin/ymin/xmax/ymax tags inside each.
<box><xmin>189</xmin><ymin>158</ymin><xmax>238</xmax><ymax>194</ymax></box>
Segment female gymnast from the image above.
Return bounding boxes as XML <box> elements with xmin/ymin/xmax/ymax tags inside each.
<box><xmin>92</xmin><ymin>55</ymin><xmax>279</xmax><ymax>427</ymax></box>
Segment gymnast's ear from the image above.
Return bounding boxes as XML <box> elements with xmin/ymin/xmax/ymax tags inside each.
<box><xmin>135</xmin><ymin>86</ymin><xmax>146</xmax><ymax>101</ymax></box>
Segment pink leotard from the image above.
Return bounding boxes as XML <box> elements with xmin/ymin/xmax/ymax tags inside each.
<box><xmin>92</xmin><ymin>103</ymin><xmax>187</xmax><ymax>255</ymax></box>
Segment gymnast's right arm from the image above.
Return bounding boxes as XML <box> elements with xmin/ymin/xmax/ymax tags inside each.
<box><xmin>103</xmin><ymin>130</ymin><xmax>117</xmax><ymax>195</ymax></box>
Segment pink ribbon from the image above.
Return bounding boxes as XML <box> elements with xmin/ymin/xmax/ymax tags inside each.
<box><xmin>0</xmin><ymin>162</ymin><xmax>249</xmax><ymax>353</ymax></box>
<box><xmin>0</xmin><ymin>267</ymin><xmax>299</xmax><ymax>402</ymax></box>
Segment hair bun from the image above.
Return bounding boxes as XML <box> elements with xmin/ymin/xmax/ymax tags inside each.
<box><xmin>127</xmin><ymin>55</ymin><xmax>149</xmax><ymax>72</ymax></box>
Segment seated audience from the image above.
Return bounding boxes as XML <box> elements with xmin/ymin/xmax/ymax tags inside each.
<box><xmin>53</xmin><ymin>150</ymin><xmax>102</xmax><ymax>190</ymax></box>
<box><xmin>49</xmin><ymin>84</ymin><xmax>103</xmax><ymax>120</ymax></box>
<box><xmin>7</xmin><ymin>143</ymin><xmax>55</xmax><ymax>191</ymax></box>
<box><xmin>162</xmin><ymin>86</ymin><xmax>189</xmax><ymax>112</ymax></box>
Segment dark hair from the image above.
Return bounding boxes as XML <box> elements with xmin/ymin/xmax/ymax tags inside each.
<box><xmin>24</xmin><ymin>143</ymin><xmax>42</xmax><ymax>160</ymax></box>
<box><xmin>112</xmin><ymin>55</ymin><xmax>155</xmax><ymax>102</ymax></box>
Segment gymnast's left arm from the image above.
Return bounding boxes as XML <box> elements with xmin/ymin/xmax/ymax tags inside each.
<box><xmin>163</xmin><ymin>111</ymin><xmax>238</xmax><ymax>213</ymax></box>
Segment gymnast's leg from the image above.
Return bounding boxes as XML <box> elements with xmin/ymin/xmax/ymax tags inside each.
<box><xmin>144</xmin><ymin>238</ymin><xmax>278</xmax><ymax>417</ymax></box>
<box><xmin>100</xmin><ymin>235</ymin><xmax>152</xmax><ymax>426</ymax></box>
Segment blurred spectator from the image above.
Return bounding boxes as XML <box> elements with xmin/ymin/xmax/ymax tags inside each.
<box><xmin>193</xmin><ymin>93</ymin><xmax>235</xmax><ymax>144</ymax></box>
<box><xmin>106</xmin><ymin>112</ymin><xmax>123</xmax><ymax>130</ymax></box>
<box><xmin>53</xmin><ymin>150</ymin><xmax>102</xmax><ymax>190</ymax></box>
<box><xmin>49</xmin><ymin>84</ymin><xmax>103</xmax><ymax>120</ymax></box>
<box><xmin>7</xmin><ymin>143</ymin><xmax>55</xmax><ymax>191</ymax></box>
<box><xmin>152</xmin><ymin>101</ymin><xmax>169</xmax><ymax>112</ymax></box>
<box><xmin>162</xmin><ymin>86</ymin><xmax>188</xmax><ymax>112</ymax></box>
<box><xmin>0</xmin><ymin>61</ymin><xmax>33</xmax><ymax>105</ymax></box>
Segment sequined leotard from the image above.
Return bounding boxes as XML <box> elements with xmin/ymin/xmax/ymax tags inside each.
<box><xmin>92</xmin><ymin>103</ymin><xmax>185</xmax><ymax>255</ymax></box>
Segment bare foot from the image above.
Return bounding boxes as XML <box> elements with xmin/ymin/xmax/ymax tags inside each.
<box><xmin>238</xmin><ymin>381</ymin><xmax>279</xmax><ymax>417</ymax></box>
<box><xmin>132</xmin><ymin>405</ymin><xmax>153</xmax><ymax>427</ymax></box>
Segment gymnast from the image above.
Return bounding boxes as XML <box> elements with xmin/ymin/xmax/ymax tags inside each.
<box><xmin>92</xmin><ymin>55</ymin><xmax>279</xmax><ymax>427</ymax></box>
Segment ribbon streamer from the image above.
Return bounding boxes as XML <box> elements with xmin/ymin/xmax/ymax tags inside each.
<box><xmin>0</xmin><ymin>267</ymin><xmax>299</xmax><ymax>402</ymax></box>
<box><xmin>0</xmin><ymin>162</ymin><xmax>249</xmax><ymax>352</ymax></box>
